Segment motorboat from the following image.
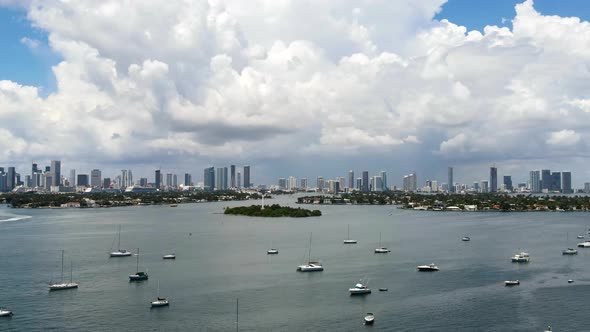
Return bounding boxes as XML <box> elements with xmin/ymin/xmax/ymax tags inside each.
<box><xmin>461</xmin><ymin>236</ymin><xmax>470</xmax><ymax>241</ymax></box>
<box><xmin>163</xmin><ymin>253</ymin><xmax>176</xmax><ymax>259</ymax></box>
<box><xmin>417</xmin><ymin>263</ymin><xmax>439</xmax><ymax>271</ymax></box>
<box><xmin>379</xmin><ymin>288</ymin><xmax>388</xmax><ymax>291</ymax></box>
<box><xmin>129</xmin><ymin>248</ymin><xmax>148</xmax><ymax>281</ymax></box>
<box><xmin>577</xmin><ymin>241</ymin><xmax>590</xmax><ymax>248</ymax></box>
<box><xmin>544</xmin><ymin>326</ymin><xmax>552</xmax><ymax>332</ymax></box>
<box><xmin>562</xmin><ymin>248</ymin><xmax>578</xmax><ymax>255</ymax></box>
<box><xmin>505</xmin><ymin>280</ymin><xmax>520</xmax><ymax>286</ymax></box>
<box><xmin>343</xmin><ymin>224</ymin><xmax>357</xmax><ymax>244</ymax></box>
<box><xmin>511</xmin><ymin>252</ymin><xmax>530</xmax><ymax>262</ymax></box>
<box><xmin>110</xmin><ymin>225</ymin><xmax>132</xmax><ymax>257</ymax></box>
<box><xmin>349</xmin><ymin>278</ymin><xmax>371</xmax><ymax>295</ymax></box>
<box><xmin>577</xmin><ymin>235</ymin><xmax>585</xmax><ymax>239</ymax></box>
<box><xmin>266</xmin><ymin>249</ymin><xmax>279</xmax><ymax>255</ymax></box>
<box><xmin>297</xmin><ymin>233</ymin><xmax>324</xmax><ymax>272</ymax></box>
<box><xmin>0</xmin><ymin>308</ymin><xmax>12</xmax><ymax>317</ymax></box>
<box><xmin>150</xmin><ymin>281</ymin><xmax>169</xmax><ymax>308</ymax></box>
<box><xmin>49</xmin><ymin>250</ymin><xmax>79</xmax><ymax>291</ymax></box>
<box><xmin>364</xmin><ymin>313</ymin><xmax>375</xmax><ymax>325</ymax></box>
<box><xmin>374</xmin><ymin>247</ymin><xmax>391</xmax><ymax>253</ymax></box>
<box><xmin>568</xmin><ymin>279</ymin><xmax>574</xmax><ymax>283</ymax></box>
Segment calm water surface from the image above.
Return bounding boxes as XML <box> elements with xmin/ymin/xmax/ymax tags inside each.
<box><xmin>0</xmin><ymin>195</ymin><xmax>589</xmax><ymax>331</ymax></box>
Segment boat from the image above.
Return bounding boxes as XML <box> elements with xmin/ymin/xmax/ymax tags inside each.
<box><xmin>297</xmin><ymin>233</ymin><xmax>324</xmax><ymax>272</ymax></box>
<box><xmin>364</xmin><ymin>313</ymin><xmax>375</xmax><ymax>325</ymax></box>
<box><xmin>150</xmin><ymin>280</ymin><xmax>169</xmax><ymax>308</ymax></box>
<box><xmin>417</xmin><ymin>263</ymin><xmax>439</xmax><ymax>271</ymax></box>
<box><xmin>511</xmin><ymin>252</ymin><xmax>530</xmax><ymax>262</ymax></box>
<box><xmin>568</xmin><ymin>279</ymin><xmax>574</xmax><ymax>283</ymax></box>
<box><xmin>169</xmin><ymin>204</ymin><xmax>178</xmax><ymax>207</ymax></box>
<box><xmin>544</xmin><ymin>326</ymin><xmax>552</xmax><ymax>332</ymax></box>
<box><xmin>562</xmin><ymin>248</ymin><xmax>578</xmax><ymax>255</ymax></box>
<box><xmin>163</xmin><ymin>253</ymin><xmax>176</xmax><ymax>259</ymax></box>
<box><xmin>577</xmin><ymin>235</ymin><xmax>585</xmax><ymax>239</ymax></box>
<box><xmin>461</xmin><ymin>236</ymin><xmax>470</xmax><ymax>241</ymax></box>
<box><xmin>343</xmin><ymin>224</ymin><xmax>357</xmax><ymax>244</ymax></box>
<box><xmin>374</xmin><ymin>232</ymin><xmax>390</xmax><ymax>253</ymax></box>
<box><xmin>0</xmin><ymin>308</ymin><xmax>13</xmax><ymax>317</ymax></box>
<box><xmin>49</xmin><ymin>250</ymin><xmax>79</xmax><ymax>291</ymax></box>
<box><xmin>110</xmin><ymin>225</ymin><xmax>132</xmax><ymax>257</ymax></box>
<box><xmin>577</xmin><ymin>240</ymin><xmax>590</xmax><ymax>248</ymax></box>
<box><xmin>266</xmin><ymin>249</ymin><xmax>279</xmax><ymax>255</ymax></box>
<box><xmin>504</xmin><ymin>280</ymin><xmax>520</xmax><ymax>286</ymax></box>
<box><xmin>379</xmin><ymin>288</ymin><xmax>388</xmax><ymax>291</ymax></box>
<box><xmin>129</xmin><ymin>248</ymin><xmax>148</xmax><ymax>281</ymax></box>
<box><xmin>349</xmin><ymin>278</ymin><xmax>371</xmax><ymax>295</ymax></box>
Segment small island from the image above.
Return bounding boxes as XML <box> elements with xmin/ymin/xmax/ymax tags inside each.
<box><xmin>224</xmin><ymin>204</ymin><xmax>321</xmax><ymax>217</ymax></box>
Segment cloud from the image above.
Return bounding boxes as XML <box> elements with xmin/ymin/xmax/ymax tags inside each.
<box><xmin>546</xmin><ymin>130</ymin><xmax>581</xmax><ymax>146</ymax></box>
<box><xmin>20</xmin><ymin>37</ymin><xmax>40</xmax><ymax>49</ymax></box>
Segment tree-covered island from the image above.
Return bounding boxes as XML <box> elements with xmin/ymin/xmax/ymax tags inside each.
<box><xmin>224</xmin><ymin>204</ymin><xmax>321</xmax><ymax>217</ymax></box>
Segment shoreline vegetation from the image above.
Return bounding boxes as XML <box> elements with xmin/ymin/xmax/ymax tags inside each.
<box><xmin>3</xmin><ymin>191</ymin><xmax>262</xmax><ymax>209</ymax></box>
<box><xmin>224</xmin><ymin>204</ymin><xmax>321</xmax><ymax>217</ymax></box>
<box><xmin>297</xmin><ymin>192</ymin><xmax>590</xmax><ymax>212</ymax></box>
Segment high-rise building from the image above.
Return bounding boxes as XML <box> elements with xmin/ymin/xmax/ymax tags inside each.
<box><xmin>50</xmin><ymin>160</ymin><xmax>61</xmax><ymax>186</ymax></box>
<box><xmin>139</xmin><ymin>178</ymin><xmax>147</xmax><ymax>187</ymax></box>
<box><xmin>403</xmin><ymin>173</ymin><xmax>417</xmax><ymax>192</ymax></box>
<box><xmin>529</xmin><ymin>170</ymin><xmax>541</xmax><ymax>193</ymax></box>
<box><xmin>166</xmin><ymin>173</ymin><xmax>173</xmax><ymax>188</ymax></box>
<box><xmin>490</xmin><ymin>167</ymin><xmax>497</xmax><ymax>193</ymax></box>
<box><xmin>77</xmin><ymin>174</ymin><xmax>89</xmax><ymax>187</ymax></box>
<box><xmin>541</xmin><ymin>169</ymin><xmax>551</xmax><ymax>191</ymax></box>
<box><xmin>32</xmin><ymin>163</ymin><xmax>38</xmax><ymax>176</ymax></box>
<box><xmin>584</xmin><ymin>182</ymin><xmax>590</xmax><ymax>194</ymax></box>
<box><xmin>128</xmin><ymin>170</ymin><xmax>133</xmax><ymax>187</ymax></box>
<box><xmin>480</xmin><ymin>180</ymin><xmax>489</xmax><ymax>193</ymax></box>
<box><xmin>173</xmin><ymin>174</ymin><xmax>178</xmax><ymax>188</ymax></box>
<box><xmin>562</xmin><ymin>171</ymin><xmax>572</xmax><ymax>193</ymax></box>
<box><xmin>90</xmin><ymin>169</ymin><xmax>102</xmax><ymax>188</ymax></box>
<box><xmin>380</xmin><ymin>171</ymin><xmax>387</xmax><ymax>191</ymax></box>
<box><xmin>337</xmin><ymin>177</ymin><xmax>345</xmax><ymax>191</ymax></box>
<box><xmin>362</xmin><ymin>171</ymin><xmax>369</xmax><ymax>192</ymax></box>
<box><xmin>431</xmin><ymin>180</ymin><xmax>439</xmax><ymax>192</ymax></box>
<box><xmin>215</xmin><ymin>168</ymin><xmax>227</xmax><ymax>190</ymax></box>
<box><xmin>7</xmin><ymin>167</ymin><xmax>15</xmax><ymax>190</ymax></box>
<box><xmin>503</xmin><ymin>176</ymin><xmax>513</xmax><ymax>192</ymax></box>
<box><xmin>551</xmin><ymin>172</ymin><xmax>561</xmax><ymax>192</ymax></box>
<box><xmin>155</xmin><ymin>170</ymin><xmax>161</xmax><ymax>189</ymax></box>
<box><xmin>243</xmin><ymin>166</ymin><xmax>251</xmax><ymax>188</ymax></box>
<box><xmin>278</xmin><ymin>178</ymin><xmax>287</xmax><ymax>190</ymax></box>
<box><xmin>223</xmin><ymin>167</ymin><xmax>228</xmax><ymax>189</ymax></box>
<box><xmin>348</xmin><ymin>170</ymin><xmax>354</xmax><ymax>189</ymax></box>
<box><xmin>103</xmin><ymin>178</ymin><xmax>111</xmax><ymax>188</ymax></box>
<box><xmin>69</xmin><ymin>169</ymin><xmax>76</xmax><ymax>187</ymax></box>
<box><xmin>121</xmin><ymin>170</ymin><xmax>128</xmax><ymax>188</ymax></box>
<box><xmin>300</xmin><ymin>178</ymin><xmax>308</xmax><ymax>189</ymax></box>
<box><xmin>184</xmin><ymin>173</ymin><xmax>192</xmax><ymax>186</ymax></box>
<box><xmin>356</xmin><ymin>177</ymin><xmax>362</xmax><ymax>190</ymax></box>
<box><xmin>237</xmin><ymin>172</ymin><xmax>241</xmax><ymax>189</ymax></box>
<box><xmin>25</xmin><ymin>175</ymin><xmax>31</xmax><ymax>187</ymax></box>
<box><xmin>448</xmin><ymin>167</ymin><xmax>454</xmax><ymax>193</ymax></box>
<box><xmin>316</xmin><ymin>176</ymin><xmax>325</xmax><ymax>191</ymax></box>
<box><xmin>230</xmin><ymin>165</ymin><xmax>236</xmax><ymax>188</ymax></box>
<box><xmin>204</xmin><ymin>167</ymin><xmax>215</xmax><ymax>191</ymax></box>
<box><xmin>371</xmin><ymin>176</ymin><xmax>383</xmax><ymax>192</ymax></box>
<box><xmin>288</xmin><ymin>176</ymin><xmax>297</xmax><ymax>191</ymax></box>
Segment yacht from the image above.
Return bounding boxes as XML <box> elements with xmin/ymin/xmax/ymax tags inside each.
<box><xmin>577</xmin><ymin>235</ymin><xmax>585</xmax><ymax>239</ymax></box>
<box><xmin>349</xmin><ymin>278</ymin><xmax>371</xmax><ymax>295</ymax></box>
<box><xmin>461</xmin><ymin>236</ymin><xmax>471</xmax><ymax>241</ymax></box>
<box><xmin>297</xmin><ymin>233</ymin><xmax>324</xmax><ymax>272</ymax></box>
<box><xmin>163</xmin><ymin>253</ymin><xmax>176</xmax><ymax>259</ymax></box>
<box><xmin>577</xmin><ymin>240</ymin><xmax>590</xmax><ymax>248</ymax></box>
<box><xmin>150</xmin><ymin>281</ymin><xmax>169</xmax><ymax>308</ymax></box>
<box><xmin>374</xmin><ymin>232</ymin><xmax>390</xmax><ymax>253</ymax></box>
<box><xmin>364</xmin><ymin>313</ymin><xmax>375</xmax><ymax>325</ymax></box>
<box><xmin>110</xmin><ymin>225</ymin><xmax>132</xmax><ymax>257</ymax></box>
<box><xmin>504</xmin><ymin>280</ymin><xmax>520</xmax><ymax>286</ymax></box>
<box><xmin>562</xmin><ymin>248</ymin><xmax>578</xmax><ymax>255</ymax></box>
<box><xmin>343</xmin><ymin>224</ymin><xmax>357</xmax><ymax>244</ymax></box>
<box><xmin>511</xmin><ymin>252</ymin><xmax>530</xmax><ymax>262</ymax></box>
<box><xmin>417</xmin><ymin>263</ymin><xmax>439</xmax><ymax>271</ymax></box>
<box><xmin>568</xmin><ymin>279</ymin><xmax>574</xmax><ymax>283</ymax></box>
<box><xmin>129</xmin><ymin>248</ymin><xmax>148</xmax><ymax>281</ymax></box>
<box><xmin>0</xmin><ymin>308</ymin><xmax>13</xmax><ymax>317</ymax></box>
<box><xmin>266</xmin><ymin>249</ymin><xmax>279</xmax><ymax>255</ymax></box>
<box><xmin>49</xmin><ymin>250</ymin><xmax>79</xmax><ymax>291</ymax></box>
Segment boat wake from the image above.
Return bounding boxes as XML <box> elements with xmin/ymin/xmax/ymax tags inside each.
<box><xmin>0</xmin><ymin>215</ymin><xmax>32</xmax><ymax>223</ymax></box>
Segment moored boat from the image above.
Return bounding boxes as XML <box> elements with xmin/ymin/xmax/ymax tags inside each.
<box><xmin>49</xmin><ymin>250</ymin><xmax>79</xmax><ymax>291</ymax></box>
<box><xmin>110</xmin><ymin>225</ymin><xmax>132</xmax><ymax>257</ymax></box>
<box><xmin>364</xmin><ymin>313</ymin><xmax>375</xmax><ymax>325</ymax></box>
<box><xmin>163</xmin><ymin>253</ymin><xmax>176</xmax><ymax>259</ymax></box>
<box><xmin>511</xmin><ymin>252</ymin><xmax>530</xmax><ymax>262</ymax></box>
<box><xmin>461</xmin><ymin>236</ymin><xmax>470</xmax><ymax>241</ymax></box>
<box><xmin>577</xmin><ymin>240</ymin><xmax>590</xmax><ymax>248</ymax></box>
<box><xmin>150</xmin><ymin>281</ymin><xmax>169</xmax><ymax>308</ymax></box>
<box><xmin>0</xmin><ymin>308</ymin><xmax>12</xmax><ymax>317</ymax></box>
<box><xmin>505</xmin><ymin>280</ymin><xmax>520</xmax><ymax>286</ymax></box>
<box><xmin>343</xmin><ymin>224</ymin><xmax>357</xmax><ymax>244</ymax></box>
<box><xmin>417</xmin><ymin>263</ymin><xmax>439</xmax><ymax>271</ymax></box>
<box><xmin>129</xmin><ymin>248</ymin><xmax>148</xmax><ymax>281</ymax></box>
<box><xmin>266</xmin><ymin>249</ymin><xmax>279</xmax><ymax>255</ymax></box>
<box><xmin>374</xmin><ymin>232</ymin><xmax>390</xmax><ymax>253</ymax></box>
<box><xmin>562</xmin><ymin>248</ymin><xmax>578</xmax><ymax>255</ymax></box>
<box><xmin>349</xmin><ymin>278</ymin><xmax>371</xmax><ymax>295</ymax></box>
<box><xmin>297</xmin><ymin>233</ymin><xmax>324</xmax><ymax>272</ymax></box>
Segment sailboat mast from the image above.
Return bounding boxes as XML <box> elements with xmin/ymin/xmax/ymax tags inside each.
<box><xmin>347</xmin><ymin>224</ymin><xmax>350</xmax><ymax>240</ymax></box>
<box><xmin>309</xmin><ymin>233</ymin><xmax>312</xmax><ymax>263</ymax></box>
<box><xmin>60</xmin><ymin>250</ymin><xmax>65</xmax><ymax>283</ymax></box>
<box><xmin>136</xmin><ymin>248</ymin><xmax>140</xmax><ymax>273</ymax></box>
<box><xmin>118</xmin><ymin>225</ymin><xmax>121</xmax><ymax>251</ymax></box>
<box><xmin>236</xmin><ymin>298</ymin><xmax>239</xmax><ymax>332</ymax></box>
<box><xmin>70</xmin><ymin>261</ymin><xmax>73</xmax><ymax>283</ymax></box>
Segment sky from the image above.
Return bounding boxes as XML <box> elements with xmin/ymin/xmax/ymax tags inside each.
<box><xmin>1</xmin><ymin>0</ymin><xmax>590</xmax><ymax>187</ymax></box>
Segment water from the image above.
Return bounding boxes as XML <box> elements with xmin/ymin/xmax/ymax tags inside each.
<box><xmin>0</xmin><ymin>196</ymin><xmax>589</xmax><ymax>331</ymax></box>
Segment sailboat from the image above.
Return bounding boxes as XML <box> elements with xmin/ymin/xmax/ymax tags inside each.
<box><xmin>150</xmin><ymin>280</ymin><xmax>169</xmax><ymax>307</ymax></box>
<box><xmin>374</xmin><ymin>232</ymin><xmax>390</xmax><ymax>253</ymax></box>
<box><xmin>110</xmin><ymin>225</ymin><xmax>132</xmax><ymax>257</ymax></box>
<box><xmin>49</xmin><ymin>250</ymin><xmax>79</xmax><ymax>291</ymax></box>
<box><xmin>562</xmin><ymin>233</ymin><xmax>578</xmax><ymax>255</ymax></box>
<box><xmin>343</xmin><ymin>224</ymin><xmax>357</xmax><ymax>244</ymax></box>
<box><xmin>129</xmin><ymin>248</ymin><xmax>148</xmax><ymax>281</ymax></box>
<box><xmin>297</xmin><ymin>233</ymin><xmax>324</xmax><ymax>272</ymax></box>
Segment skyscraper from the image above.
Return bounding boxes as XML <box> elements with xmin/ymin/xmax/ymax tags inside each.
<box><xmin>551</xmin><ymin>172</ymin><xmax>561</xmax><ymax>192</ymax></box>
<box><xmin>480</xmin><ymin>180</ymin><xmax>489</xmax><ymax>193</ymax></box>
<box><xmin>237</xmin><ymin>172</ymin><xmax>241</xmax><ymax>189</ymax></box>
<box><xmin>51</xmin><ymin>160</ymin><xmax>61</xmax><ymax>187</ymax></box>
<box><xmin>356</xmin><ymin>178</ymin><xmax>362</xmax><ymax>190</ymax></box>
<box><xmin>77</xmin><ymin>174</ymin><xmax>89</xmax><ymax>187</ymax></box>
<box><xmin>403</xmin><ymin>173</ymin><xmax>417</xmax><ymax>192</ymax></box>
<box><xmin>69</xmin><ymin>169</ymin><xmax>76</xmax><ymax>187</ymax></box>
<box><xmin>529</xmin><ymin>170</ymin><xmax>541</xmax><ymax>193</ymax></box>
<box><xmin>166</xmin><ymin>173</ymin><xmax>173</xmax><ymax>188</ymax></box>
<box><xmin>7</xmin><ymin>167</ymin><xmax>15</xmax><ymax>191</ymax></box>
<box><xmin>362</xmin><ymin>171</ymin><xmax>369</xmax><ymax>192</ymax></box>
<box><xmin>316</xmin><ymin>176</ymin><xmax>325</xmax><ymax>191</ymax></box>
<box><xmin>204</xmin><ymin>167</ymin><xmax>215</xmax><ymax>191</ymax></box>
<box><xmin>562</xmin><ymin>171</ymin><xmax>572</xmax><ymax>193</ymax></box>
<box><xmin>230</xmin><ymin>165</ymin><xmax>236</xmax><ymax>188</ymax></box>
<box><xmin>32</xmin><ymin>163</ymin><xmax>38</xmax><ymax>176</ymax></box>
<box><xmin>503</xmin><ymin>175</ymin><xmax>513</xmax><ymax>191</ymax></box>
<box><xmin>243</xmin><ymin>166</ymin><xmax>250</xmax><ymax>188</ymax></box>
<box><xmin>155</xmin><ymin>170</ymin><xmax>161</xmax><ymax>189</ymax></box>
<box><xmin>348</xmin><ymin>170</ymin><xmax>354</xmax><ymax>189</ymax></box>
<box><xmin>490</xmin><ymin>166</ymin><xmax>497</xmax><ymax>193</ymax></box>
<box><xmin>448</xmin><ymin>167</ymin><xmax>454</xmax><ymax>193</ymax></box>
<box><xmin>380</xmin><ymin>171</ymin><xmax>387</xmax><ymax>191</ymax></box>
<box><xmin>128</xmin><ymin>170</ymin><xmax>133</xmax><ymax>187</ymax></box>
<box><xmin>223</xmin><ymin>167</ymin><xmax>228</xmax><ymax>189</ymax></box>
<box><xmin>541</xmin><ymin>169</ymin><xmax>551</xmax><ymax>191</ymax></box>
<box><xmin>103</xmin><ymin>178</ymin><xmax>111</xmax><ymax>188</ymax></box>
<box><xmin>300</xmin><ymin>178</ymin><xmax>308</xmax><ymax>189</ymax></box>
<box><xmin>90</xmin><ymin>169</ymin><xmax>102</xmax><ymax>188</ymax></box>
<box><xmin>121</xmin><ymin>170</ymin><xmax>128</xmax><ymax>188</ymax></box>
<box><xmin>216</xmin><ymin>168</ymin><xmax>225</xmax><ymax>190</ymax></box>
<box><xmin>184</xmin><ymin>173</ymin><xmax>192</xmax><ymax>186</ymax></box>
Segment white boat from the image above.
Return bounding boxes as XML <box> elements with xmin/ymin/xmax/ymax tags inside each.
<box><xmin>505</xmin><ymin>280</ymin><xmax>520</xmax><ymax>286</ymax></box>
<box><xmin>577</xmin><ymin>235</ymin><xmax>584</xmax><ymax>239</ymax></box>
<box><xmin>343</xmin><ymin>224</ymin><xmax>357</xmax><ymax>244</ymax></box>
<box><xmin>266</xmin><ymin>249</ymin><xmax>279</xmax><ymax>255</ymax></box>
<box><xmin>129</xmin><ymin>248</ymin><xmax>148</xmax><ymax>281</ymax></box>
<box><xmin>568</xmin><ymin>279</ymin><xmax>574</xmax><ymax>283</ymax></box>
<box><xmin>462</xmin><ymin>236</ymin><xmax>470</xmax><ymax>241</ymax></box>
<box><xmin>417</xmin><ymin>263</ymin><xmax>439</xmax><ymax>271</ymax></box>
<box><xmin>297</xmin><ymin>233</ymin><xmax>324</xmax><ymax>272</ymax></box>
<box><xmin>562</xmin><ymin>248</ymin><xmax>578</xmax><ymax>255</ymax></box>
<box><xmin>349</xmin><ymin>278</ymin><xmax>371</xmax><ymax>295</ymax></box>
<box><xmin>110</xmin><ymin>225</ymin><xmax>132</xmax><ymax>257</ymax></box>
<box><xmin>577</xmin><ymin>240</ymin><xmax>590</xmax><ymax>248</ymax></box>
<box><xmin>49</xmin><ymin>250</ymin><xmax>79</xmax><ymax>291</ymax></box>
<box><xmin>364</xmin><ymin>313</ymin><xmax>375</xmax><ymax>325</ymax></box>
<box><xmin>163</xmin><ymin>253</ymin><xmax>176</xmax><ymax>259</ymax></box>
<box><xmin>511</xmin><ymin>252</ymin><xmax>530</xmax><ymax>262</ymax></box>
<box><xmin>150</xmin><ymin>281</ymin><xmax>169</xmax><ymax>308</ymax></box>
<box><xmin>374</xmin><ymin>232</ymin><xmax>390</xmax><ymax>253</ymax></box>
<box><xmin>0</xmin><ymin>308</ymin><xmax>13</xmax><ymax>317</ymax></box>
<box><xmin>544</xmin><ymin>326</ymin><xmax>552</xmax><ymax>332</ymax></box>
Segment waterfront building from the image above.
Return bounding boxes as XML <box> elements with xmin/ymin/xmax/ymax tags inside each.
<box><xmin>431</xmin><ymin>180</ymin><xmax>439</xmax><ymax>192</ymax></box>
<box><xmin>103</xmin><ymin>178</ymin><xmax>111</xmax><ymax>188</ymax></box>
<box><xmin>371</xmin><ymin>176</ymin><xmax>383</xmax><ymax>192</ymax></box>
<box><xmin>230</xmin><ymin>165</ymin><xmax>236</xmax><ymax>188</ymax></box>
<box><xmin>288</xmin><ymin>176</ymin><xmax>297</xmax><ymax>191</ymax></box>
<box><xmin>448</xmin><ymin>167</ymin><xmax>454</xmax><ymax>193</ymax></box>
<box><xmin>204</xmin><ymin>167</ymin><xmax>215</xmax><ymax>192</ymax></box>
<box><xmin>300</xmin><ymin>178</ymin><xmax>308</xmax><ymax>189</ymax></box>
<box><xmin>541</xmin><ymin>169</ymin><xmax>551</xmax><ymax>191</ymax></box>
<box><xmin>551</xmin><ymin>172</ymin><xmax>561</xmax><ymax>192</ymax></box>
<box><xmin>503</xmin><ymin>176</ymin><xmax>513</xmax><ymax>192</ymax></box>
<box><xmin>7</xmin><ymin>167</ymin><xmax>15</xmax><ymax>191</ymax></box>
<box><xmin>90</xmin><ymin>169</ymin><xmax>102</xmax><ymax>188</ymax></box>
<box><xmin>316</xmin><ymin>176</ymin><xmax>325</xmax><ymax>191</ymax></box>
<box><xmin>237</xmin><ymin>172</ymin><xmax>241</xmax><ymax>189</ymax></box>
<box><xmin>51</xmin><ymin>160</ymin><xmax>61</xmax><ymax>187</ymax></box>
<box><xmin>480</xmin><ymin>180</ymin><xmax>489</xmax><ymax>193</ymax></box>
<box><xmin>166</xmin><ymin>173</ymin><xmax>173</xmax><ymax>188</ymax></box>
<box><xmin>562</xmin><ymin>171</ymin><xmax>572</xmax><ymax>193</ymax></box>
<box><xmin>362</xmin><ymin>171</ymin><xmax>369</xmax><ymax>192</ymax></box>
<box><xmin>348</xmin><ymin>170</ymin><xmax>354</xmax><ymax>189</ymax></box>
<box><xmin>243</xmin><ymin>166</ymin><xmax>251</xmax><ymax>188</ymax></box>
<box><xmin>216</xmin><ymin>168</ymin><xmax>225</xmax><ymax>190</ymax></box>
<box><xmin>356</xmin><ymin>177</ymin><xmax>362</xmax><ymax>190</ymax></box>
<box><xmin>69</xmin><ymin>169</ymin><xmax>76</xmax><ymax>187</ymax></box>
<box><xmin>403</xmin><ymin>173</ymin><xmax>417</xmax><ymax>192</ymax></box>
<box><xmin>155</xmin><ymin>170</ymin><xmax>161</xmax><ymax>189</ymax></box>
<box><xmin>223</xmin><ymin>167</ymin><xmax>228</xmax><ymax>189</ymax></box>
<box><xmin>529</xmin><ymin>170</ymin><xmax>541</xmax><ymax>193</ymax></box>
<box><xmin>490</xmin><ymin>167</ymin><xmax>497</xmax><ymax>193</ymax></box>
<box><xmin>380</xmin><ymin>171</ymin><xmax>387</xmax><ymax>191</ymax></box>
<box><xmin>173</xmin><ymin>174</ymin><xmax>178</xmax><ymax>188</ymax></box>
<box><xmin>77</xmin><ymin>174</ymin><xmax>89</xmax><ymax>187</ymax></box>
<box><xmin>184</xmin><ymin>173</ymin><xmax>192</xmax><ymax>186</ymax></box>
<box><xmin>328</xmin><ymin>180</ymin><xmax>340</xmax><ymax>194</ymax></box>
<box><xmin>584</xmin><ymin>182</ymin><xmax>590</xmax><ymax>193</ymax></box>
<box><xmin>473</xmin><ymin>181</ymin><xmax>479</xmax><ymax>192</ymax></box>
<box><xmin>278</xmin><ymin>178</ymin><xmax>287</xmax><ymax>190</ymax></box>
